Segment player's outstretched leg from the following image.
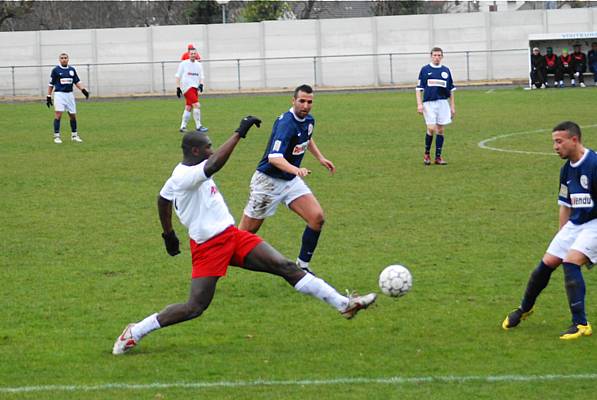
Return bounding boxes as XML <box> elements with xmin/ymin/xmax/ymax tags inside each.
<box><xmin>113</xmin><ymin>276</ymin><xmax>219</xmax><ymax>355</ymax></box>
<box><xmin>502</xmin><ymin>260</ymin><xmax>555</xmax><ymax>330</ymax></box>
<box><xmin>243</xmin><ymin>242</ymin><xmax>376</xmax><ymax>319</ymax></box>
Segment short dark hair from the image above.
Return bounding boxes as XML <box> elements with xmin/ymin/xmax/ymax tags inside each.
<box><xmin>553</xmin><ymin>121</ymin><xmax>582</xmax><ymax>141</ymax></box>
<box><xmin>181</xmin><ymin>131</ymin><xmax>209</xmax><ymax>157</ymax></box>
<box><xmin>430</xmin><ymin>47</ymin><xmax>443</xmax><ymax>55</ymax></box>
<box><xmin>294</xmin><ymin>84</ymin><xmax>313</xmax><ymax>98</ymax></box>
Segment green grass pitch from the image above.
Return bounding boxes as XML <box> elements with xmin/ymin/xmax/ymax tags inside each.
<box><xmin>1</xmin><ymin>87</ymin><xmax>596</xmax><ymax>399</ymax></box>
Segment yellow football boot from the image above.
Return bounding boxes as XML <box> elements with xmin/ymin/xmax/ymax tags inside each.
<box><xmin>502</xmin><ymin>307</ymin><xmax>534</xmax><ymax>330</ymax></box>
<box><xmin>559</xmin><ymin>323</ymin><xmax>593</xmax><ymax>340</ymax></box>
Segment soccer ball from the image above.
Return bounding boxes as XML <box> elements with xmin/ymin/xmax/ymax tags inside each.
<box><xmin>378</xmin><ymin>264</ymin><xmax>412</xmax><ymax>297</ymax></box>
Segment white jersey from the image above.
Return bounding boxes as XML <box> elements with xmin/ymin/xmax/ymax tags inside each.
<box><xmin>175</xmin><ymin>60</ymin><xmax>204</xmax><ymax>94</ymax></box>
<box><xmin>159</xmin><ymin>161</ymin><xmax>234</xmax><ymax>244</ymax></box>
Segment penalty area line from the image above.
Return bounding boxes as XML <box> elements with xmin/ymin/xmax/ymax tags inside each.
<box><xmin>2</xmin><ymin>373</ymin><xmax>597</xmax><ymax>394</ymax></box>
<box><xmin>478</xmin><ymin>123</ymin><xmax>597</xmax><ymax>156</ymax></box>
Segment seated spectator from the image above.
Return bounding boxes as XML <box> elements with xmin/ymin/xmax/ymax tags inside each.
<box><xmin>589</xmin><ymin>42</ymin><xmax>597</xmax><ymax>87</ymax></box>
<box><xmin>544</xmin><ymin>47</ymin><xmax>560</xmax><ymax>88</ymax></box>
<box><xmin>558</xmin><ymin>48</ymin><xmax>575</xmax><ymax>88</ymax></box>
<box><xmin>571</xmin><ymin>44</ymin><xmax>587</xmax><ymax>88</ymax></box>
<box><xmin>181</xmin><ymin>43</ymin><xmax>201</xmax><ymax>61</ymax></box>
<box><xmin>530</xmin><ymin>47</ymin><xmax>546</xmax><ymax>89</ymax></box>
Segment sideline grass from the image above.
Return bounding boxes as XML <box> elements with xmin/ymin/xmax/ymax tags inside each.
<box><xmin>1</xmin><ymin>87</ymin><xmax>596</xmax><ymax>399</ymax></box>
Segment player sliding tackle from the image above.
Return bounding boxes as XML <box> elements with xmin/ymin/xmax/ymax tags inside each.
<box><xmin>113</xmin><ymin>116</ymin><xmax>376</xmax><ymax>355</ymax></box>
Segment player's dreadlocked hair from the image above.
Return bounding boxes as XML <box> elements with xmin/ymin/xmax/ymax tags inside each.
<box><xmin>553</xmin><ymin>121</ymin><xmax>582</xmax><ymax>142</ymax></box>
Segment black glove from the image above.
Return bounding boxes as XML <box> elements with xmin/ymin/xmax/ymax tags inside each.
<box><xmin>46</xmin><ymin>95</ymin><xmax>53</xmax><ymax>108</ymax></box>
<box><xmin>235</xmin><ymin>116</ymin><xmax>261</xmax><ymax>138</ymax></box>
<box><xmin>161</xmin><ymin>230</ymin><xmax>180</xmax><ymax>256</ymax></box>
<box><xmin>81</xmin><ymin>88</ymin><xmax>90</xmax><ymax>99</ymax></box>
<box><xmin>198</xmin><ymin>83</ymin><xmax>204</xmax><ymax>93</ymax></box>
<box><xmin>176</xmin><ymin>87</ymin><xmax>182</xmax><ymax>98</ymax></box>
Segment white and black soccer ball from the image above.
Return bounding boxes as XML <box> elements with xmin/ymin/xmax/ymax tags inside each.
<box><xmin>378</xmin><ymin>264</ymin><xmax>412</xmax><ymax>297</ymax></box>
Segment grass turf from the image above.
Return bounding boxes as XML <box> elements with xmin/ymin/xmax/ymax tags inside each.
<box><xmin>1</xmin><ymin>87</ymin><xmax>596</xmax><ymax>399</ymax></box>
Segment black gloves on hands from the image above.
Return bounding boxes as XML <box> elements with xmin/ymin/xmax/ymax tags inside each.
<box><xmin>46</xmin><ymin>95</ymin><xmax>53</xmax><ymax>108</ymax></box>
<box><xmin>176</xmin><ymin>87</ymin><xmax>182</xmax><ymax>98</ymax></box>
<box><xmin>81</xmin><ymin>89</ymin><xmax>90</xmax><ymax>99</ymax></box>
<box><xmin>198</xmin><ymin>84</ymin><xmax>204</xmax><ymax>93</ymax></box>
<box><xmin>162</xmin><ymin>230</ymin><xmax>180</xmax><ymax>256</ymax></box>
<box><xmin>235</xmin><ymin>116</ymin><xmax>261</xmax><ymax>138</ymax></box>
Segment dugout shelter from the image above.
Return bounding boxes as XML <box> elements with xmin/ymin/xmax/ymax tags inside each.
<box><xmin>528</xmin><ymin>31</ymin><xmax>597</xmax><ymax>87</ymax></box>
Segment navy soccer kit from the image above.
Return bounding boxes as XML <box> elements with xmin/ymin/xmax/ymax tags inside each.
<box><xmin>256</xmin><ymin>109</ymin><xmax>315</xmax><ymax>181</ymax></box>
<box><xmin>558</xmin><ymin>149</ymin><xmax>597</xmax><ymax>226</ymax></box>
<box><xmin>49</xmin><ymin>65</ymin><xmax>80</xmax><ymax>93</ymax></box>
<box><xmin>416</xmin><ymin>63</ymin><xmax>455</xmax><ymax>103</ymax></box>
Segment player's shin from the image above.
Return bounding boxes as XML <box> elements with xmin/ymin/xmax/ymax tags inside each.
<box><xmin>425</xmin><ymin>132</ymin><xmax>433</xmax><ymax>154</ymax></box>
<box><xmin>130</xmin><ymin>313</ymin><xmax>161</xmax><ymax>341</ymax></box>
<box><xmin>53</xmin><ymin>118</ymin><xmax>61</xmax><ymax>134</ymax></box>
<box><xmin>181</xmin><ymin>110</ymin><xmax>191</xmax><ymax>129</ymax></box>
<box><xmin>298</xmin><ymin>226</ymin><xmax>320</xmax><ymax>266</ymax></box>
<box><xmin>294</xmin><ymin>273</ymin><xmax>348</xmax><ymax>311</ymax></box>
<box><xmin>70</xmin><ymin>119</ymin><xmax>77</xmax><ymax>134</ymax></box>
<box><xmin>520</xmin><ymin>261</ymin><xmax>554</xmax><ymax>312</ymax></box>
<box><xmin>193</xmin><ymin>108</ymin><xmax>201</xmax><ymax>128</ymax></box>
<box><xmin>563</xmin><ymin>262</ymin><xmax>587</xmax><ymax>325</ymax></box>
<box><xmin>435</xmin><ymin>134</ymin><xmax>445</xmax><ymax>158</ymax></box>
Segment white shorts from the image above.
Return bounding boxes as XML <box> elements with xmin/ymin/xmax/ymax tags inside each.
<box><xmin>423</xmin><ymin>99</ymin><xmax>451</xmax><ymax>126</ymax></box>
<box><xmin>243</xmin><ymin>171</ymin><xmax>312</xmax><ymax>219</ymax></box>
<box><xmin>546</xmin><ymin>219</ymin><xmax>597</xmax><ymax>263</ymax></box>
<box><xmin>54</xmin><ymin>91</ymin><xmax>77</xmax><ymax>113</ymax></box>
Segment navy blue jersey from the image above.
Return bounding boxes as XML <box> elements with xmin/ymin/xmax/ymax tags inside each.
<box><xmin>416</xmin><ymin>64</ymin><xmax>455</xmax><ymax>102</ymax></box>
<box><xmin>256</xmin><ymin>109</ymin><xmax>315</xmax><ymax>181</ymax></box>
<box><xmin>558</xmin><ymin>149</ymin><xmax>597</xmax><ymax>225</ymax></box>
<box><xmin>49</xmin><ymin>65</ymin><xmax>80</xmax><ymax>93</ymax></box>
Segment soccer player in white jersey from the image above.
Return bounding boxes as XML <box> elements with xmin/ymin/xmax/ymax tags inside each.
<box><xmin>175</xmin><ymin>48</ymin><xmax>207</xmax><ymax>133</ymax></box>
<box><xmin>503</xmin><ymin>121</ymin><xmax>594</xmax><ymax>340</ymax></box>
<box><xmin>112</xmin><ymin>116</ymin><xmax>376</xmax><ymax>355</ymax></box>
<box><xmin>47</xmin><ymin>53</ymin><xmax>89</xmax><ymax>144</ymax></box>
<box><xmin>415</xmin><ymin>47</ymin><xmax>456</xmax><ymax>165</ymax></box>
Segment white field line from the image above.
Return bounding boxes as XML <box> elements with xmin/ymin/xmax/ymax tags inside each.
<box><xmin>1</xmin><ymin>373</ymin><xmax>597</xmax><ymax>394</ymax></box>
<box><xmin>477</xmin><ymin>124</ymin><xmax>597</xmax><ymax>156</ymax></box>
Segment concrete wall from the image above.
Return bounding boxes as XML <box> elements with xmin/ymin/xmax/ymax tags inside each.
<box><xmin>0</xmin><ymin>7</ymin><xmax>595</xmax><ymax>97</ymax></box>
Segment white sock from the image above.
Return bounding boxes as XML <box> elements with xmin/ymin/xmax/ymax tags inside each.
<box><xmin>571</xmin><ymin>79</ymin><xmax>575</xmax><ymax>85</ymax></box>
<box><xmin>296</xmin><ymin>258</ymin><xmax>310</xmax><ymax>270</ymax></box>
<box><xmin>131</xmin><ymin>313</ymin><xmax>161</xmax><ymax>341</ymax></box>
<box><xmin>181</xmin><ymin>110</ymin><xmax>191</xmax><ymax>129</ymax></box>
<box><xmin>294</xmin><ymin>274</ymin><xmax>348</xmax><ymax>311</ymax></box>
<box><xmin>193</xmin><ymin>108</ymin><xmax>201</xmax><ymax>128</ymax></box>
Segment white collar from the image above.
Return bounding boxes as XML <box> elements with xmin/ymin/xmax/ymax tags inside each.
<box><xmin>429</xmin><ymin>63</ymin><xmax>443</xmax><ymax>69</ymax></box>
<box><xmin>570</xmin><ymin>148</ymin><xmax>589</xmax><ymax>168</ymax></box>
<box><xmin>289</xmin><ymin>107</ymin><xmax>306</xmax><ymax>122</ymax></box>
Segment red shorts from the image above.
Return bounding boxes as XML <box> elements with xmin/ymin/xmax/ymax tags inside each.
<box><xmin>190</xmin><ymin>226</ymin><xmax>263</xmax><ymax>278</ymax></box>
<box><xmin>184</xmin><ymin>87</ymin><xmax>199</xmax><ymax>106</ymax></box>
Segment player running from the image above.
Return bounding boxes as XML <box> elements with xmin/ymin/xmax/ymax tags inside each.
<box><xmin>175</xmin><ymin>48</ymin><xmax>207</xmax><ymax>133</ymax></box>
<box><xmin>47</xmin><ymin>53</ymin><xmax>89</xmax><ymax>144</ymax></box>
<box><xmin>238</xmin><ymin>84</ymin><xmax>335</xmax><ymax>274</ymax></box>
<box><xmin>502</xmin><ymin>121</ymin><xmax>593</xmax><ymax>340</ymax></box>
<box><xmin>415</xmin><ymin>47</ymin><xmax>456</xmax><ymax>166</ymax></box>
<box><xmin>112</xmin><ymin>116</ymin><xmax>376</xmax><ymax>355</ymax></box>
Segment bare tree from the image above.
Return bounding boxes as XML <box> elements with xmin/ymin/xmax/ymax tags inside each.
<box><xmin>0</xmin><ymin>0</ymin><xmax>33</xmax><ymax>30</ymax></box>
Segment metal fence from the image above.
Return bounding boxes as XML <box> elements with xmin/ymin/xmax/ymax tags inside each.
<box><xmin>0</xmin><ymin>48</ymin><xmax>529</xmax><ymax>98</ymax></box>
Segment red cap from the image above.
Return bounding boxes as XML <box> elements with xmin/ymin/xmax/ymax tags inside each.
<box><xmin>187</xmin><ymin>43</ymin><xmax>195</xmax><ymax>50</ymax></box>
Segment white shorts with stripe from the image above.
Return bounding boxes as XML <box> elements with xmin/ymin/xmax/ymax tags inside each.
<box><xmin>243</xmin><ymin>171</ymin><xmax>312</xmax><ymax>219</ymax></box>
<box><xmin>423</xmin><ymin>99</ymin><xmax>451</xmax><ymax>125</ymax></box>
<box><xmin>546</xmin><ymin>218</ymin><xmax>597</xmax><ymax>263</ymax></box>
<box><xmin>54</xmin><ymin>91</ymin><xmax>77</xmax><ymax>113</ymax></box>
